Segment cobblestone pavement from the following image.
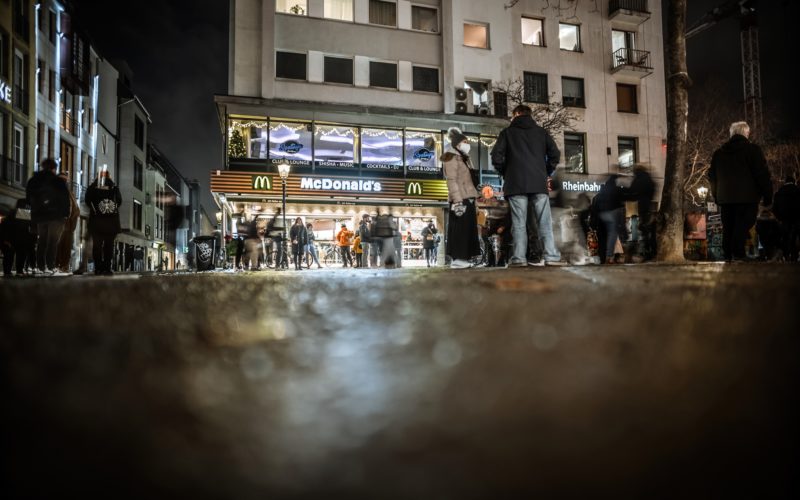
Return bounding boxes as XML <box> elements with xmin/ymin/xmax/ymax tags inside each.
<box><xmin>2</xmin><ymin>264</ymin><xmax>799</xmax><ymax>499</ymax></box>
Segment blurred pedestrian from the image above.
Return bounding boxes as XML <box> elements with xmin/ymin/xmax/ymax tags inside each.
<box><xmin>85</xmin><ymin>169</ymin><xmax>122</xmax><ymax>276</ymax></box>
<box><xmin>755</xmin><ymin>208</ymin><xmax>781</xmax><ymax>261</ymax></box>
<box><xmin>443</xmin><ymin>127</ymin><xmax>480</xmax><ymax>269</ymax></box>
<box><xmin>1</xmin><ymin>199</ymin><xmax>35</xmax><ymax>277</ymax></box>
<box><xmin>336</xmin><ymin>223</ymin><xmax>353</xmax><ymax>267</ymax></box>
<box><xmin>593</xmin><ymin>175</ymin><xmax>626</xmax><ymax>264</ymax></box>
<box><xmin>491</xmin><ymin>105</ymin><xmax>566</xmax><ymax>267</ymax></box>
<box><xmin>353</xmin><ymin>231</ymin><xmax>362</xmax><ymax>267</ymax></box>
<box><xmin>305</xmin><ymin>222</ymin><xmax>322</xmax><ymax>268</ymax></box>
<box><xmin>708</xmin><ymin>121</ymin><xmax>773</xmax><ymax>262</ymax></box>
<box><xmin>621</xmin><ymin>165</ymin><xmax>656</xmax><ymax>262</ymax></box>
<box><xmin>358</xmin><ymin>214</ymin><xmax>372</xmax><ymax>267</ymax></box>
<box><xmin>772</xmin><ymin>176</ymin><xmax>800</xmax><ymax>262</ymax></box>
<box><xmin>289</xmin><ymin>217</ymin><xmax>307</xmax><ymax>270</ymax></box>
<box><xmin>55</xmin><ymin>171</ymin><xmax>80</xmax><ymax>273</ymax></box>
<box><xmin>25</xmin><ymin>158</ymin><xmax>71</xmax><ymax>276</ymax></box>
<box><xmin>421</xmin><ymin>221</ymin><xmax>438</xmax><ymax>267</ymax></box>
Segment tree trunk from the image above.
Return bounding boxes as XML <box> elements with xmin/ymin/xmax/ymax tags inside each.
<box><xmin>657</xmin><ymin>0</ymin><xmax>690</xmax><ymax>263</ymax></box>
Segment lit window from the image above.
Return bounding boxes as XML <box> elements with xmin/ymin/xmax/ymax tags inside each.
<box><xmin>412</xmin><ymin>5</ymin><xmax>438</xmax><ymax>32</ymax></box>
<box><xmin>268</xmin><ymin>121</ymin><xmax>313</xmax><ymax>166</ymax></box>
<box><xmin>324</xmin><ymin>0</ymin><xmax>353</xmax><ymax>22</ymax></box>
<box><xmin>361</xmin><ymin>128</ymin><xmax>403</xmax><ymax>171</ymax></box>
<box><xmin>464</xmin><ymin>22</ymin><xmax>489</xmax><ymax>49</ymax></box>
<box><xmin>521</xmin><ymin>17</ymin><xmax>544</xmax><ymax>46</ymax></box>
<box><xmin>276</xmin><ymin>0</ymin><xmax>307</xmax><ymax>15</ymax></box>
<box><xmin>559</xmin><ymin>23</ymin><xmax>580</xmax><ymax>51</ymax></box>
<box><xmin>405</xmin><ymin>131</ymin><xmax>441</xmax><ymax>174</ymax></box>
<box><xmin>618</xmin><ymin>137</ymin><xmax>637</xmax><ymax>171</ymax></box>
<box><xmin>314</xmin><ymin>125</ymin><xmax>357</xmax><ymax>168</ymax></box>
<box><xmin>562</xmin><ymin>77</ymin><xmax>585</xmax><ymax>108</ymax></box>
<box><xmin>564</xmin><ymin>133</ymin><xmax>586</xmax><ymax>173</ymax></box>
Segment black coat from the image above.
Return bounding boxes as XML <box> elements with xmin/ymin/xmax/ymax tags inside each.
<box><xmin>86</xmin><ymin>179</ymin><xmax>122</xmax><ymax>235</ymax></box>
<box><xmin>421</xmin><ymin>226</ymin><xmax>437</xmax><ymax>249</ymax></box>
<box><xmin>491</xmin><ymin>115</ymin><xmax>561</xmax><ymax>196</ymax></box>
<box><xmin>708</xmin><ymin>135</ymin><xmax>772</xmax><ymax>205</ymax></box>
<box><xmin>621</xmin><ymin>169</ymin><xmax>656</xmax><ymax>218</ymax></box>
<box><xmin>772</xmin><ymin>183</ymin><xmax>800</xmax><ymax>223</ymax></box>
<box><xmin>289</xmin><ymin>224</ymin><xmax>308</xmax><ymax>247</ymax></box>
<box><xmin>592</xmin><ymin>177</ymin><xmax>624</xmax><ymax>213</ymax></box>
<box><xmin>25</xmin><ymin>170</ymin><xmax>71</xmax><ymax>224</ymax></box>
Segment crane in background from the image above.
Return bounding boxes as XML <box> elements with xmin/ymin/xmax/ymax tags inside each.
<box><xmin>686</xmin><ymin>0</ymin><xmax>762</xmax><ymax>134</ymax></box>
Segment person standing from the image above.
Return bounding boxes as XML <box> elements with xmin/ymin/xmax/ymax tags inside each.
<box><xmin>55</xmin><ymin>172</ymin><xmax>80</xmax><ymax>273</ymax></box>
<box><xmin>772</xmin><ymin>176</ymin><xmax>800</xmax><ymax>262</ymax></box>
<box><xmin>353</xmin><ymin>232</ymin><xmax>362</xmax><ymax>268</ymax></box>
<box><xmin>305</xmin><ymin>222</ymin><xmax>322</xmax><ymax>268</ymax></box>
<box><xmin>0</xmin><ymin>199</ymin><xmax>35</xmax><ymax>277</ymax></box>
<box><xmin>336</xmin><ymin>223</ymin><xmax>353</xmax><ymax>267</ymax></box>
<box><xmin>621</xmin><ymin>165</ymin><xmax>656</xmax><ymax>262</ymax></box>
<box><xmin>358</xmin><ymin>214</ymin><xmax>372</xmax><ymax>267</ymax></box>
<box><xmin>491</xmin><ymin>105</ymin><xmax>566</xmax><ymax>267</ymax></box>
<box><xmin>421</xmin><ymin>221</ymin><xmax>438</xmax><ymax>267</ymax></box>
<box><xmin>708</xmin><ymin>121</ymin><xmax>773</xmax><ymax>262</ymax></box>
<box><xmin>25</xmin><ymin>158</ymin><xmax>71</xmax><ymax>275</ymax></box>
<box><xmin>443</xmin><ymin>128</ymin><xmax>480</xmax><ymax>269</ymax></box>
<box><xmin>289</xmin><ymin>217</ymin><xmax>308</xmax><ymax>271</ymax></box>
<box><xmin>593</xmin><ymin>175</ymin><xmax>626</xmax><ymax>264</ymax></box>
<box><xmin>85</xmin><ymin>170</ymin><xmax>122</xmax><ymax>276</ymax></box>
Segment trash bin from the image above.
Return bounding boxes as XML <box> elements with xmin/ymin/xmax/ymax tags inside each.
<box><xmin>193</xmin><ymin>236</ymin><xmax>218</xmax><ymax>271</ymax></box>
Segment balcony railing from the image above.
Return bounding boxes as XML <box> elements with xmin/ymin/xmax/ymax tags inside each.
<box><xmin>12</xmin><ymin>85</ymin><xmax>29</xmax><ymax>115</ymax></box>
<box><xmin>612</xmin><ymin>48</ymin><xmax>653</xmax><ymax>71</ymax></box>
<box><xmin>609</xmin><ymin>0</ymin><xmax>649</xmax><ymax>15</ymax></box>
<box><xmin>61</xmin><ymin>116</ymin><xmax>81</xmax><ymax>138</ymax></box>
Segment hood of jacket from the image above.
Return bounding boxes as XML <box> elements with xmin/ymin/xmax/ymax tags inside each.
<box><xmin>720</xmin><ymin>134</ymin><xmax>750</xmax><ymax>153</ymax></box>
<box><xmin>510</xmin><ymin>115</ymin><xmax>538</xmax><ymax>130</ymax></box>
<box><xmin>90</xmin><ymin>178</ymin><xmax>116</xmax><ymax>188</ymax></box>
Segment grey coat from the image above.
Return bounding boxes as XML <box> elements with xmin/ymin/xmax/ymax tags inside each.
<box><xmin>442</xmin><ymin>148</ymin><xmax>478</xmax><ymax>203</ymax></box>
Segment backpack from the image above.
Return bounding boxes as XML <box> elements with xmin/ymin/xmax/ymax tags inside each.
<box><xmin>373</xmin><ymin>214</ymin><xmax>396</xmax><ymax>238</ymax></box>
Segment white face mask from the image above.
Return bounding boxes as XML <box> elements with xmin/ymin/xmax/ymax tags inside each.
<box><xmin>458</xmin><ymin>142</ymin><xmax>471</xmax><ymax>155</ymax></box>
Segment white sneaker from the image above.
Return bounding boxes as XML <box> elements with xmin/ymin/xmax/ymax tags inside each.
<box><xmin>527</xmin><ymin>260</ymin><xmax>545</xmax><ymax>267</ymax></box>
<box><xmin>52</xmin><ymin>270</ymin><xmax>72</xmax><ymax>277</ymax></box>
<box><xmin>450</xmin><ymin>259</ymin><xmax>472</xmax><ymax>269</ymax></box>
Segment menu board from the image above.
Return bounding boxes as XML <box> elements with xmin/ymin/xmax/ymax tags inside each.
<box><xmin>361</xmin><ymin>128</ymin><xmax>403</xmax><ymax>171</ymax></box>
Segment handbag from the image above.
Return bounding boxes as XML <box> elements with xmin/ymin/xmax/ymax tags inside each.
<box><xmin>15</xmin><ymin>208</ymin><xmax>32</xmax><ymax>221</ymax></box>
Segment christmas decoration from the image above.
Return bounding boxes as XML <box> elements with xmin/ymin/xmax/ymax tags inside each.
<box><xmin>229</xmin><ymin>128</ymin><xmax>247</xmax><ymax>158</ymax></box>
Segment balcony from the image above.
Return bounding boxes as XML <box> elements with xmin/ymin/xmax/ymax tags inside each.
<box><xmin>609</xmin><ymin>0</ymin><xmax>650</xmax><ymax>27</ymax></box>
<box><xmin>611</xmin><ymin>48</ymin><xmax>653</xmax><ymax>79</ymax></box>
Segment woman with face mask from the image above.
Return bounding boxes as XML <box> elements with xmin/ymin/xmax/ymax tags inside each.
<box><xmin>442</xmin><ymin>127</ymin><xmax>480</xmax><ymax>269</ymax></box>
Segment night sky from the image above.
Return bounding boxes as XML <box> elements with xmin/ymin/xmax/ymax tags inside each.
<box><xmin>70</xmin><ymin>0</ymin><xmax>796</xmax><ymax>212</ymax></box>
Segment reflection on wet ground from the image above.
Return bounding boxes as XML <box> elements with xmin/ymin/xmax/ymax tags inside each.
<box><xmin>1</xmin><ymin>264</ymin><xmax>799</xmax><ymax>498</ymax></box>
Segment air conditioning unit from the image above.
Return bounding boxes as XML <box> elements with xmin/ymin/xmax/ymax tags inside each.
<box><xmin>478</xmin><ymin>103</ymin><xmax>491</xmax><ymax>115</ymax></box>
<box><xmin>456</xmin><ymin>87</ymin><xmax>475</xmax><ymax>115</ymax></box>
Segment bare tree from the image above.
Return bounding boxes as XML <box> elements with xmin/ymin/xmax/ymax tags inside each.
<box><xmin>656</xmin><ymin>0</ymin><xmax>690</xmax><ymax>263</ymax></box>
<box><xmin>493</xmin><ymin>78</ymin><xmax>578</xmax><ymax>137</ymax></box>
<box><xmin>764</xmin><ymin>141</ymin><xmax>800</xmax><ymax>183</ymax></box>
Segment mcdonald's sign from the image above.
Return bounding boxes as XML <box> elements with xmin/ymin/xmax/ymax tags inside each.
<box><xmin>405</xmin><ymin>181</ymin><xmax>424</xmax><ymax>196</ymax></box>
<box><xmin>252</xmin><ymin>175</ymin><xmax>273</xmax><ymax>191</ymax></box>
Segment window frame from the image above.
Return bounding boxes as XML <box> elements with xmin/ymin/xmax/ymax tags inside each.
<box><xmin>616</xmin><ymin>83</ymin><xmax>638</xmax><ymax>113</ymax></box>
<box><xmin>521</xmin><ymin>16</ymin><xmax>545</xmax><ymax>47</ymax></box>
<box><xmin>561</xmin><ymin>76</ymin><xmax>585</xmax><ymax>108</ymax></box>
<box><xmin>368</xmin><ymin>59</ymin><xmax>398</xmax><ymax>90</ymax></box>
<box><xmin>523</xmin><ymin>71</ymin><xmax>548</xmax><ymax>104</ymax></box>
<box><xmin>558</xmin><ymin>22</ymin><xmax>582</xmax><ymax>52</ymax></box>
<box><xmin>563</xmin><ymin>131</ymin><xmax>587</xmax><ymax>174</ymax></box>
<box><xmin>133</xmin><ymin>157</ymin><xmax>144</xmax><ymax>190</ymax></box>
<box><xmin>323</xmin><ymin>0</ymin><xmax>354</xmax><ymax>22</ymax></box>
<box><xmin>275</xmin><ymin>50</ymin><xmax>308</xmax><ymax>81</ymax></box>
<box><xmin>133</xmin><ymin>199</ymin><xmax>143</xmax><ymax>231</ymax></box>
<box><xmin>617</xmin><ymin>136</ymin><xmax>638</xmax><ymax>170</ymax></box>
<box><xmin>463</xmin><ymin>21</ymin><xmax>490</xmax><ymax>49</ymax></box>
<box><xmin>410</xmin><ymin>4</ymin><xmax>439</xmax><ymax>33</ymax></box>
<box><xmin>368</xmin><ymin>0</ymin><xmax>398</xmax><ymax>28</ymax></box>
<box><xmin>275</xmin><ymin>0</ymin><xmax>308</xmax><ymax>16</ymax></box>
<box><xmin>411</xmin><ymin>64</ymin><xmax>440</xmax><ymax>94</ymax></box>
<box><xmin>323</xmin><ymin>55</ymin><xmax>355</xmax><ymax>86</ymax></box>
<box><xmin>134</xmin><ymin>116</ymin><xmax>145</xmax><ymax>149</ymax></box>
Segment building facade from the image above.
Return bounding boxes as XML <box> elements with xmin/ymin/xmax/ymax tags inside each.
<box><xmin>214</xmin><ymin>0</ymin><xmax>666</xmax><ymax>252</ymax></box>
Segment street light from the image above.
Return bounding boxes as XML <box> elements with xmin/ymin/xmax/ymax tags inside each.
<box><xmin>697</xmin><ymin>186</ymin><xmax>708</xmax><ymax>201</ymax></box>
<box><xmin>277</xmin><ymin>162</ymin><xmax>291</xmax><ymax>269</ymax></box>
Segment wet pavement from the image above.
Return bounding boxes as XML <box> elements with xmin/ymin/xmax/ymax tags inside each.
<box><xmin>1</xmin><ymin>264</ymin><xmax>799</xmax><ymax>499</ymax></box>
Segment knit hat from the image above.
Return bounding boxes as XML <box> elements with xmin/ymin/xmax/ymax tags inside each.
<box><xmin>447</xmin><ymin>127</ymin><xmax>468</xmax><ymax>147</ymax></box>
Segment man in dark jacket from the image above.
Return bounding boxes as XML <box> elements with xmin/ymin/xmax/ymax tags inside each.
<box><xmin>85</xmin><ymin>170</ymin><xmax>122</xmax><ymax>275</ymax></box>
<box><xmin>708</xmin><ymin>121</ymin><xmax>773</xmax><ymax>261</ymax></box>
<box><xmin>491</xmin><ymin>105</ymin><xmax>565</xmax><ymax>266</ymax></box>
<box><xmin>289</xmin><ymin>217</ymin><xmax>308</xmax><ymax>270</ymax></box>
<box><xmin>621</xmin><ymin>165</ymin><xmax>656</xmax><ymax>261</ymax></box>
<box><xmin>1</xmin><ymin>199</ymin><xmax>35</xmax><ymax>276</ymax></box>
<box><xmin>25</xmin><ymin>158</ymin><xmax>71</xmax><ymax>274</ymax></box>
<box><xmin>772</xmin><ymin>176</ymin><xmax>800</xmax><ymax>262</ymax></box>
<box><xmin>358</xmin><ymin>214</ymin><xmax>372</xmax><ymax>268</ymax></box>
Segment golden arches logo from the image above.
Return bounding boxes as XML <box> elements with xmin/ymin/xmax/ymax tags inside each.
<box><xmin>252</xmin><ymin>175</ymin><xmax>273</xmax><ymax>190</ymax></box>
<box><xmin>406</xmin><ymin>181</ymin><xmax>424</xmax><ymax>196</ymax></box>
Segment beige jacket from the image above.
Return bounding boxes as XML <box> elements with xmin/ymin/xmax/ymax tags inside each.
<box><xmin>442</xmin><ymin>149</ymin><xmax>478</xmax><ymax>203</ymax></box>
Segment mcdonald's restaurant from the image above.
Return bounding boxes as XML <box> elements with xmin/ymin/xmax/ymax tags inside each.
<box><xmin>211</xmin><ymin>97</ymin><xmax>507</xmax><ymax>264</ymax></box>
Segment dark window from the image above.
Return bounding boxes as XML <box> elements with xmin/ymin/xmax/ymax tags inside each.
<box><xmin>493</xmin><ymin>91</ymin><xmax>508</xmax><ymax>117</ymax></box>
<box><xmin>275</xmin><ymin>51</ymin><xmax>307</xmax><ymax>80</ymax></box>
<box><xmin>369</xmin><ymin>0</ymin><xmax>396</xmax><ymax>27</ymax></box>
<box><xmin>37</xmin><ymin>59</ymin><xmax>45</xmax><ymax>94</ymax></box>
<box><xmin>0</xmin><ymin>31</ymin><xmax>7</xmax><ymax>78</ymax></box>
<box><xmin>133</xmin><ymin>200</ymin><xmax>142</xmax><ymax>231</ymax></box>
<box><xmin>618</xmin><ymin>137</ymin><xmax>637</xmax><ymax>170</ymax></box>
<box><xmin>48</xmin><ymin>10</ymin><xmax>56</xmax><ymax>44</ymax></box>
<box><xmin>411</xmin><ymin>5</ymin><xmax>438</xmax><ymax>32</ymax></box>
<box><xmin>562</xmin><ymin>77</ymin><xmax>585</xmax><ymax>107</ymax></box>
<box><xmin>564</xmin><ymin>133</ymin><xmax>586</xmax><ymax>173</ymax></box>
<box><xmin>13</xmin><ymin>0</ymin><xmax>29</xmax><ymax>40</ymax></box>
<box><xmin>324</xmin><ymin>56</ymin><xmax>353</xmax><ymax>85</ymax></box>
<box><xmin>616</xmin><ymin>83</ymin><xmax>638</xmax><ymax>113</ymax></box>
<box><xmin>36</xmin><ymin>121</ymin><xmax>44</xmax><ymax>163</ymax></box>
<box><xmin>369</xmin><ymin>61</ymin><xmax>397</xmax><ymax>89</ymax></box>
<box><xmin>412</xmin><ymin>66</ymin><xmax>439</xmax><ymax>93</ymax></box>
<box><xmin>47</xmin><ymin>127</ymin><xmax>54</xmax><ymax>158</ymax></box>
<box><xmin>48</xmin><ymin>69</ymin><xmax>56</xmax><ymax>102</ymax></box>
<box><xmin>524</xmin><ymin>72</ymin><xmax>548</xmax><ymax>104</ymax></box>
<box><xmin>134</xmin><ymin>157</ymin><xmax>143</xmax><ymax>190</ymax></box>
<box><xmin>134</xmin><ymin>116</ymin><xmax>144</xmax><ymax>149</ymax></box>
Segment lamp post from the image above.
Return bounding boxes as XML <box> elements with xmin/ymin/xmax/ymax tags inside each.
<box><xmin>277</xmin><ymin>162</ymin><xmax>291</xmax><ymax>269</ymax></box>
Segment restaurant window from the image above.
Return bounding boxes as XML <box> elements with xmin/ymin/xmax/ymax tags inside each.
<box><xmin>134</xmin><ymin>116</ymin><xmax>144</xmax><ymax>149</ymax></box>
<box><xmin>411</xmin><ymin>5</ymin><xmax>438</xmax><ymax>32</ymax></box>
<box><xmin>564</xmin><ymin>132</ymin><xmax>586</xmax><ymax>173</ymax></box>
<box><xmin>562</xmin><ymin>77</ymin><xmax>585</xmax><ymax>108</ymax></box>
<box><xmin>616</xmin><ymin>83</ymin><xmax>638</xmax><ymax>113</ymax></box>
<box><xmin>369</xmin><ymin>0</ymin><xmax>396</xmax><ymax>27</ymax></box>
<box><xmin>559</xmin><ymin>23</ymin><xmax>581</xmax><ymax>51</ymax></box>
<box><xmin>275</xmin><ymin>0</ymin><xmax>307</xmax><ymax>15</ymax></box>
<box><xmin>618</xmin><ymin>137</ymin><xmax>637</xmax><ymax>171</ymax></box>
<box><xmin>275</xmin><ymin>51</ymin><xmax>307</xmax><ymax>80</ymax></box>
<box><xmin>324</xmin><ymin>56</ymin><xmax>353</xmax><ymax>85</ymax></box>
<box><xmin>361</xmin><ymin>128</ymin><xmax>403</xmax><ymax>171</ymax></box>
<box><xmin>369</xmin><ymin>61</ymin><xmax>397</xmax><ymax>89</ymax></box>
<box><xmin>405</xmin><ymin>130</ymin><xmax>441</xmax><ymax>174</ymax></box>
<box><xmin>313</xmin><ymin>125</ymin><xmax>357</xmax><ymax>168</ymax></box>
<box><xmin>268</xmin><ymin>121</ymin><xmax>313</xmax><ymax>166</ymax></box>
<box><xmin>229</xmin><ymin>120</ymin><xmax>269</xmax><ymax>160</ymax></box>
<box><xmin>464</xmin><ymin>22</ymin><xmax>489</xmax><ymax>49</ymax></box>
<box><xmin>133</xmin><ymin>200</ymin><xmax>142</xmax><ymax>231</ymax></box>
<box><xmin>479</xmin><ymin>136</ymin><xmax>497</xmax><ymax>173</ymax></box>
<box><xmin>524</xmin><ymin>71</ymin><xmax>548</xmax><ymax>104</ymax></box>
<box><xmin>134</xmin><ymin>157</ymin><xmax>143</xmax><ymax>190</ymax></box>
<box><xmin>412</xmin><ymin>66</ymin><xmax>438</xmax><ymax>93</ymax></box>
<box><xmin>521</xmin><ymin>17</ymin><xmax>544</xmax><ymax>46</ymax></box>
<box><xmin>324</xmin><ymin>0</ymin><xmax>353</xmax><ymax>21</ymax></box>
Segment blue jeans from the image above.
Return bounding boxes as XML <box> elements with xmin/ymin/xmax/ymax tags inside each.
<box><xmin>360</xmin><ymin>242</ymin><xmax>371</xmax><ymax>267</ymax></box>
<box><xmin>599</xmin><ymin>209</ymin><xmax>623</xmax><ymax>260</ymax></box>
<box><xmin>508</xmin><ymin>194</ymin><xmax>560</xmax><ymax>263</ymax></box>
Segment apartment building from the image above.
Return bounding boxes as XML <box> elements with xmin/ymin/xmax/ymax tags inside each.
<box><xmin>214</xmin><ymin>0</ymin><xmax>666</xmax><ymax>242</ymax></box>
